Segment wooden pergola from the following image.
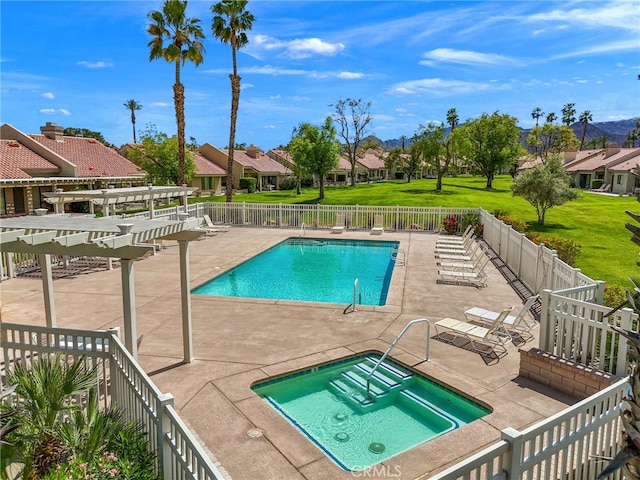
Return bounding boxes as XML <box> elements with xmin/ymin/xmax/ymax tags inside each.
<box><xmin>0</xmin><ymin>213</ymin><xmax>205</xmax><ymax>362</ymax></box>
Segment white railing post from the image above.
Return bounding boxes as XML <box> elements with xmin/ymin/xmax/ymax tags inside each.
<box><xmin>157</xmin><ymin>392</ymin><xmax>175</xmax><ymax>477</ymax></box>
<box><xmin>616</xmin><ymin>308</ymin><xmax>634</xmax><ymax>375</ymax></box>
<box><xmin>539</xmin><ymin>289</ymin><xmax>553</xmax><ymax>351</ymax></box>
<box><xmin>595</xmin><ymin>280</ymin><xmax>606</xmax><ymax>304</ymax></box>
<box><xmin>501</xmin><ymin>427</ymin><xmax>524</xmax><ymax>479</ymax></box>
<box><xmin>7</xmin><ymin>251</ymin><xmax>15</xmax><ymax>278</ymax></box>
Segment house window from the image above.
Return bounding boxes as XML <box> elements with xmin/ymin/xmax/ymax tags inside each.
<box><xmin>617</xmin><ymin>175</ymin><xmax>623</xmax><ymax>185</ymax></box>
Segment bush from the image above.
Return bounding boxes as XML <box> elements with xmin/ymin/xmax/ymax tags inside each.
<box><xmin>494</xmin><ymin>212</ymin><xmax>528</xmax><ymax>233</ymax></box>
<box><xmin>603</xmin><ymin>284</ymin><xmax>627</xmax><ymax>308</ymax></box>
<box><xmin>527</xmin><ymin>233</ymin><xmax>582</xmax><ymax>266</ymax></box>
<box><xmin>591</xmin><ymin>179</ymin><xmax>604</xmax><ymax>189</ymax></box>
<box><xmin>442</xmin><ymin>214</ymin><xmax>458</xmax><ymax>234</ymax></box>
<box><xmin>279</xmin><ymin>177</ymin><xmax>297</xmax><ymax>191</ymax></box>
<box><xmin>239</xmin><ymin>177</ymin><xmax>257</xmax><ymax>193</ymax></box>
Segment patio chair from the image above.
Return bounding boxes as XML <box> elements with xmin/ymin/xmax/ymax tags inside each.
<box><xmin>436</xmin><ymin>242</ymin><xmax>484</xmax><ymax>261</ymax></box>
<box><xmin>594</xmin><ymin>183</ymin><xmax>610</xmax><ymax>193</ymax></box>
<box><xmin>438</xmin><ymin>255</ymin><xmax>490</xmax><ymax>288</ymax></box>
<box><xmin>332</xmin><ymin>213</ymin><xmax>346</xmax><ymax>234</ymax></box>
<box><xmin>370</xmin><ymin>214</ymin><xmax>384</xmax><ymax>235</ymax></box>
<box><xmin>439</xmin><ymin>251</ymin><xmax>489</xmax><ymax>271</ymax></box>
<box><xmin>464</xmin><ymin>294</ymin><xmax>540</xmax><ymax>340</ymax></box>
<box><xmin>437</xmin><ymin>224</ymin><xmax>473</xmax><ymax>243</ymax></box>
<box><xmin>202</xmin><ymin>214</ymin><xmax>230</xmax><ymax>233</ymax></box>
<box><xmin>434</xmin><ymin>307</ymin><xmax>514</xmax><ymax>358</ymax></box>
<box><xmin>435</xmin><ymin>234</ymin><xmax>476</xmax><ymax>254</ymax></box>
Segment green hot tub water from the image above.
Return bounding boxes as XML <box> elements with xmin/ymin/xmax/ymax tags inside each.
<box><xmin>252</xmin><ymin>354</ymin><xmax>490</xmax><ymax>471</ymax></box>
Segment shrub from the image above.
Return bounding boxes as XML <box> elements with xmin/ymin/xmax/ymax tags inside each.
<box><xmin>591</xmin><ymin>179</ymin><xmax>604</xmax><ymax>189</ymax></box>
<box><xmin>239</xmin><ymin>177</ymin><xmax>257</xmax><ymax>193</ymax></box>
<box><xmin>279</xmin><ymin>177</ymin><xmax>297</xmax><ymax>191</ymax></box>
<box><xmin>442</xmin><ymin>214</ymin><xmax>458</xmax><ymax>235</ymax></box>
<box><xmin>603</xmin><ymin>284</ymin><xmax>627</xmax><ymax>308</ymax></box>
<box><xmin>494</xmin><ymin>212</ymin><xmax>528</xmax><ymax>233</ymax></box>
<box><xmin>526</xmin><ymin>233</ymin><xmax>582</xmax><ymax>266</ymax></box>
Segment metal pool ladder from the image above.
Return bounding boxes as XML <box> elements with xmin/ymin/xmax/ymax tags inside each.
<box><xmin>365</xmin><ymin>318</ymin><xmax>431</xmax><ymax>398</ymax></box>
<box><xmin>299</xmin><ymin>222</ymin><xmax>306</xmax><ymax>237</ymax></box>
<box><xmin>391</xmin><ymin>248</ymin><xmax>406</xmax><ymax>265</ymax></box>
<box><xmin>343</xmin><ymin>279</ymin><xmax>361</xmax><ymax>314</ymax></box>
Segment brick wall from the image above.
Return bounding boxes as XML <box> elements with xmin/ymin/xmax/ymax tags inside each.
<box><xmin>519</xmin><ymin>347</ymin><xmax>620</xmax><ymax>400</ymax></box>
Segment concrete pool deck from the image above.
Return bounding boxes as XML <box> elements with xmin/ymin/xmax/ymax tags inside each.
<box><xmin>0</xmin><ymin>228</ymin><xmax>576</xmax><ymax>479</ymax></box>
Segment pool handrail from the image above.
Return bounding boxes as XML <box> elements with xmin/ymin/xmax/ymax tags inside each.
<box><xmin>366</xmin><ymin>317</ymin><xmax>431</xmax><ymax>398</ymax></box>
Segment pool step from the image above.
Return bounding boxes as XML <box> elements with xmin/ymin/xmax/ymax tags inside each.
<box><xmin>399</xmin><ymin>390</ymin><xmax>460</xmax><ymax>429</ymax></box>
<box><xmin>341</xmin><ymin>370</ymin><xmax>388</xmax><ymax>398</ymax></box>
<box><xmin>363</xmin><ymin>357</ymin><xmax>414</xmax><ymax>383</ymax></box>
<box><xmin>329</xmin><ymin>378</ymin><xmax>376</xmax><ymax>408</ymax></box>
<box><xmin>354</xmin><ymin>362</ymin><xmax>406</xmax><ymax>389</ymax></box>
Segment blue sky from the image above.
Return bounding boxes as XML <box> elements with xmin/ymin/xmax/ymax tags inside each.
<box><xmin>1</xmin><ymin>1</ymin><xmax>639</xmax><ymax>151</ymax></box>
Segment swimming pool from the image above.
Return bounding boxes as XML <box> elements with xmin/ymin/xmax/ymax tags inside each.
<box><xmin>252</xmin><ymin>353</ymin><xmax>490</xmax><ymax>471</ymax></box>
<box><xmin>191</xmin><ymin>238</ymin><xmax>399</xmax><ymax>305</ymax></box>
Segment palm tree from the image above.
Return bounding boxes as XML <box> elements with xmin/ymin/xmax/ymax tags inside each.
<box><xmin>531</xmin><ymin>107</ymin><xmax>543</xmax><ymax>127</ymax></box>
<box><xmin>123</xmin><ymin>99</ymin><xmax>142</xmax><ymax>144</ymax></box>
<box><xmin>147</xmin><ymin>0</ymin><xmax>205</xmax><ymax>186</ymax></box>
<box><xmin>545</xmin><ymin>112</ymin><xmax>557</xmax><ymax>125</ymax></box>
<box><xmin>446</xmin><ymin>107</ymin><xmax>459</xmax><ymax>173</ymax></box>
<box><xmin>561</xmin><ymin>102</ymin><xmax>576</xmax><ymax>126</ymax></box>
<box><xmin>578</xmin><ymin>110</ymin><xmax>592</xmax><ymax>150</ymax></box>
<box><xmin>212</xmin><ymin>0</ymin><xmax>255</xmax><ymax>203</ymax></box>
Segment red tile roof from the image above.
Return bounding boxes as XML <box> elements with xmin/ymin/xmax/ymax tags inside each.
<box><xmin>29</xmin><ymin>134</ymin><xmax>143</xmax><ymax>177</ymax></box>
<box><xmin>220</xmin><ymin>149</ymin><xmax>291</xmax><ymax>174</ymax></box>
<box><xmin>355</xmin><ymin>149</ymin><xmax>386</xmax><ymax>169</ymax></box>
<box><xmin>0</xmin><ymin>140</ymin><xmax>59</xmax><ymax>178</ymax></box>
<box><xmin>193</xmin><ymin>153</ymin><xmax>226</xmax><ymax>175</ymax></box>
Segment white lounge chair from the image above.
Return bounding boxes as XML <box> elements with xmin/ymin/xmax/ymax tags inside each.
<box><xmin>437</xmin><ymin>225</ymin><xmax>473</xmax><ymax>243</ymax></box>
<box><xmin>371</xmin><ymin>214</ymin><xmax>384</xmax><ymax>235</ymax></box>
<box><xmin>439</xmin><ymin>251</ymin><xmax>489</xmax><ymax>271</ymax></box>
<box><xmin>202</xmin><ymin>214</ymin><xmax>230</xmax><ymax>234</ymax></box>
<box><xmin>438</xmin><ymin>255</ymin><xmax>490</xmax><ymax>288</ymax></box>
<box><xmin>435</xmin><ymin>234</ymin><xmax>476</xmax><ymax>253</ymax></box>
<box><xmin>437</xmin><ymin>242</ymin><xmax>484</xmax><ymax>261</ymax></box>
<box><xmin>464</xmin><ymin>294</ymin><xmax>540</xmax><ymax>340</ymax></box>
<box><xmin>434</xmin><ymin>307</ymin><xmax>514</xmax><ymax>357</ymax></box>
<box><xmin>332</xmin><ymin>213</ymin><xmax>346</xmax><ymax>234</ymax></box>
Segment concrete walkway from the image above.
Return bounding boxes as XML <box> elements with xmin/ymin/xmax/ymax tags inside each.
<box><xmin>0</xmin><ymin>228</ymin><xmax>575</xmax><ymax>480</ymax></box>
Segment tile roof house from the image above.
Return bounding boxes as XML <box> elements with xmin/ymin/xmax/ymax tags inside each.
<box><xmin>353</xmin><ymin>148</ymin><xmax>389</xmax><ymax>181</ymax></box>
<box><xmin>267</xmin><ymin>148</ymin><xmax>354</xmax><ymax>185</ymax></box>
<box><xmin>191</xmin><ymin>152</ymin><xmax>226</xmax><ymax>196</ymax></box>
<box><xmin>518</xmin><ymin>145</ymin><xmax>640</xmax><ymax>194</ymax></box>
<box><xmin>1</xmin><ymin>122</ymin><xmax>145</xmax><ymax>216</ymax></box>
<box><xmin>199</xmin><ymin>143</ymin><xmax>291</xmax><ymax>191</ymax></box>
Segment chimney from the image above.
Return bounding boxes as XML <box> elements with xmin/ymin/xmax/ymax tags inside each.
<box><xmin>246</xmin><ymin>144</ymin><xmax>261</xmax><ymax>159</ymax></box>
<box><xmin>563</xmin><ymin>148</ymin><xmax>577</xmax><ymax>163</ymax></box>
<box><xmin>40</xmin><ymin>122</ymin><xmax>64</xmax><ymax>141</ymax></box>
<box><xmin>605</xmin><ymin>143</ymin><xmax>621</xmax><ymax>158</ymax></box>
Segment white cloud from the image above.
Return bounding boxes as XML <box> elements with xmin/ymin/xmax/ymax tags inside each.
<box><xmin>526</xmin><ymin>2</ymin><xmax>639</xmax><ymax>31</ymax></box>
<box><xmin>390</xmin><ymin>78</ymin><xmax>499</xmax><ymax>96</ymax></box>
<box><xmin>77</xmin><ymin>60</ymin><xmax>114</xmax><ymax>69</ymax></box>
<box><xmin>576</xmin><ymin>79</ymin><xmax>588</xmax><ymax>84</ymax></box>
<box><xmin>263</xmin><ymin>125</ymin><xmax>277</xmax><ymax>130</ymax></box>
<box><xmin>42</xmin><ymin>92</ymin><xmax>55</xmax><ymax>99</ymax></box>
<box><xmin>40</xmin><ymin>108</ymin><xmax>55</xmax><ymax>115</ymax></box>
<box><xmin>550</xmin><ymin>40</ymin><xmax>639</xmax><ymax>60</ymax></box>
<box><xmin>59</xmin><ymin>108</ymin><xmax>71</xmax><ymax>116</ymax></box>
<box><xmin>148</xmin><ymin>102</ymin><xmax>170</xmax><ymax>107</ymax></box>
<box><xmin>204</xmin><ymin>65</ymin><xmax>308</xmax><ymax>76</ymax></box>
<box><xmin>290</xmin><ymin>96</ymin><xmax>311</xmax><ymax>102</ymax></box>
<box><xmin>337</xmin><ymin>71</ymin><xmax>363</xmax><ymax>79</ymax></box>
<box><xmin>420</xmin><ymin>48</ymin><xmax>518</xmax><ymax>66</ymax></box>
<box><xmin>269</xmin><ymin>94</ymin><xmax>282</xmax><ymax>100</ymax></box>
<box><xmin>39</xmin><ymin>108</ymin><xmax>70</xmax><ymax>115</ymax></box>
<box><xmin>244</xmin><ymin>34</ymin><xmax>344</xmax><ymax>60</ymax></box>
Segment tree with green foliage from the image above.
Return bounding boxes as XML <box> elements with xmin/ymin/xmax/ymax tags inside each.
<box><xmin>62</xmin><ymin>127</ymin><xmax>112</xmax><ymax>147</ymax></box>
<box><xmin>527</xmin><ymin>123</ymin><xmax>578</xmax><ymax>161</ymax></box>
<box><xmin>212</xmin><ymin>0</ymin><xmax>255</xmax><ymax>202</ymax></box>
<box><xmin>147</xmin><ymin>0</ymin><xmax>205</xmax><ymax>186</ymax></box>
<box><xmin>446</xmin><ymin>107</ymin><xmax>460</xmax><ymax>174</ymax></box>
<box><xmin>511</xmin><ymin>155</ymin><xmax>579</xmax><ymax>225</ymax></box>
<box><xmin>578</xmin><ymin>110</ymin><xmax>592</xmax><ymax>150</ymax></box>
<box><xmin>531</xmin><ymin>107</ymin><xmax>544</xmax><ymax>127</ymax></box>
<box><xmin>546</xmin><ymin>112</ymin><xmax>557</xmax><ymax>124</ymax></box>
<box><xmin>411</xmin><ymin>123</ymin><xmax>448</xmax><ymax>190</ymax></box>
<box><xmin>455</xmin><ymin>112</ymin><xmax>523</xmax><ymax>188</ymax></box>
<box><xmin>331</xmin><ymin>98</ymin><xmax>373</xmax><ymax>186</ymax></box>
<box><xmin>123</xmin><ymin>99</ymin><xmax>143</xmax><ymax>144</ymax></box>
<box><xmin>287</xmin><ymin>117</ymin><xmax>340</xmax><ymax>201</ymax></box>
<box><xmin>125</xmin><ymin>124</ymin><xmax>195</xmax><ymax>185</ymax></box>
<box><xmin>561</xmin><ymin>102</ymin><xmax>576</xmax><ymax>126</ymax></box>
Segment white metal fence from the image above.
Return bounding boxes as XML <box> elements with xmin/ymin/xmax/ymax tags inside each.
<box><xmin>1</xmin><ymin>322</ymin><xmax>227</xmax><ymax>480</ymax></box>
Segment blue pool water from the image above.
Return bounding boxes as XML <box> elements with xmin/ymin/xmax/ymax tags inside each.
<box><xmin>191</xmin><ymin>238</ymin><xmax>399</xmax><ymax>305</ymax></box>
<box><xmin>252</xmin><ymin>354</ymin><xmax>490</xmax><ymax>471</ymax></box>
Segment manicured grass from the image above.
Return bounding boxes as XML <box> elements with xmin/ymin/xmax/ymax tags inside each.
<box><xmin>199</xmin><ymin>175</ymin><xmax>638</xmax><ymax>287</ymax></box>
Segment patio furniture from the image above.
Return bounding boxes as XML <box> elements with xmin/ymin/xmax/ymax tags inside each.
<box><xmin>332</xmin><ymin>213</ymin><xmax>346</xmax><ymax>234</ymax></box>
<box><xmin>434</xmin><ymin>307</ymin><xmax>514</xmax><ymax>357</ymax></box>
<box><xmin>464</xmin><ymin>294</ymin><xmax>540</xmax><ymax>341</ymax></box>
<box><xmin>371</xmin><ymin>214</ymin><xmax>384</xmax><ymax>235</ymax></box>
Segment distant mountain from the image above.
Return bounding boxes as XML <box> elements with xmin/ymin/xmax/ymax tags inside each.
<box><xmin>369</xmin><ymin>117</ymin><xmax>638</xmax><ymax>152</ymax></box>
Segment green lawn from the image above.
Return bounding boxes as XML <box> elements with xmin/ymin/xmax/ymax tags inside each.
<box><xmin>198</xmin><ymin>175</ymin><xmax>638</xmax><ymax>287</ymax></box>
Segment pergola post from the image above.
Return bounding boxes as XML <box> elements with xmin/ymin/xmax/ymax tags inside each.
<box><xmin>120</xmin><ymin>258</ymin><xmax>138</xmax><ymax>359</ymax></box>
<box><xmin>38</xmin><ymin>253</ymin><xmax>56</xmax><ymax>327</ymax></box>
<box><xmin>178</xmin><ymin>239</ymin><xmax>193</xmax><ymax>363</ymax></box>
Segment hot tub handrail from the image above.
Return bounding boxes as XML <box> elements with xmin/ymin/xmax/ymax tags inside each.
<box><xmin>366</xmin><ymin>318</ymin><xmax>431</xmax><ymax>398</ymax></box>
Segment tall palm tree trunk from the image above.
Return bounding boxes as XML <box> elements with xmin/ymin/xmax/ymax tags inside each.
<box><xmin>131</xmin><ymin>115</ymin><xmax>137</xmax><ymax>144</ymax></box>
<box><xmin>174</xmin><ymin>60</ymin><xmax>186</xmax><ymax>187</ymax></box>
<box><xmin>226</xmin><ymin>73</ymin><xmax>241</xmax><ymax>202</ymax></box>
